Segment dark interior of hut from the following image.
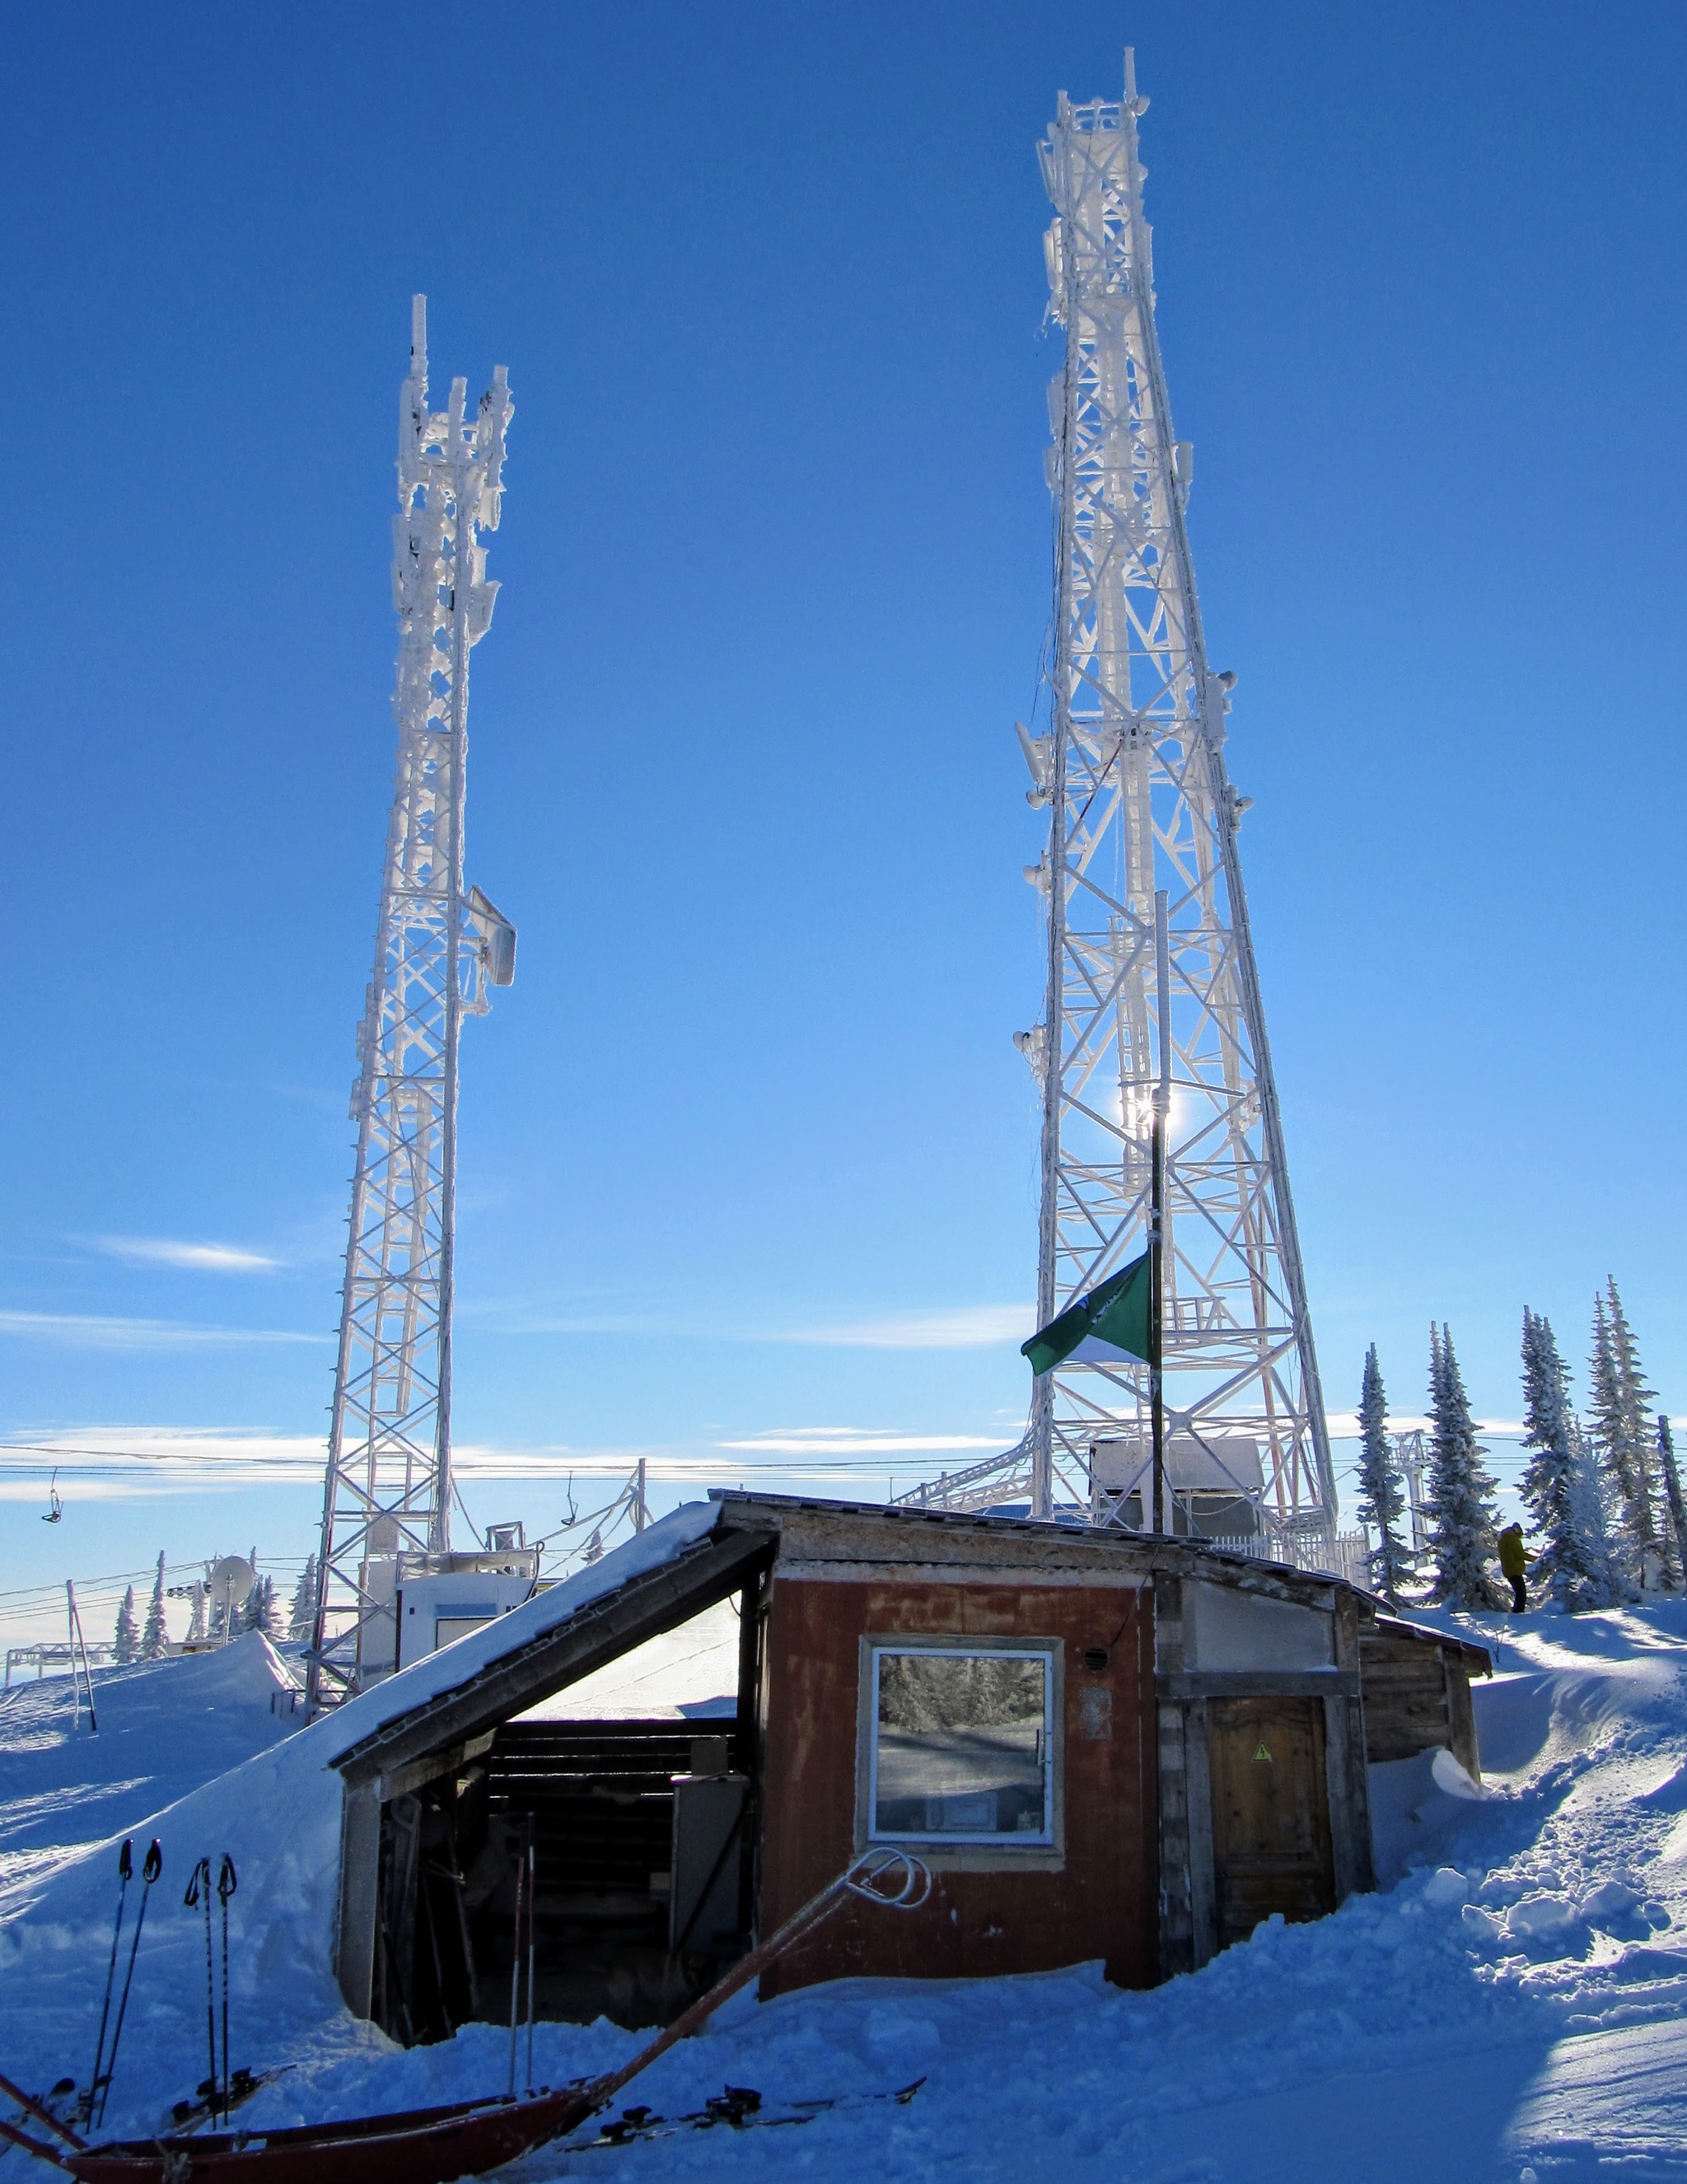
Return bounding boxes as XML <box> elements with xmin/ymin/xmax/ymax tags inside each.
<box><xmin>370</xmin><ymin>1579</ymin><xmax>764</xmax><ymax>2046</ymax></box>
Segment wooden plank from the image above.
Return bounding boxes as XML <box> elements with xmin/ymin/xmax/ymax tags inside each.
<box><xmin>1158</xmin><ymin>1669</ymin><xmax>1358</xmax><ymax>1701</ymax></box>
<box><xmin>1185</xmin><ymin>1696</ymin><xmax>1217</xmax><ymax>1970</ymax></box>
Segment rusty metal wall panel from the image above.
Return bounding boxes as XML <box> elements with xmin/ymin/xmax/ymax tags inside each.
<box><xmin>757</xmin><ymin>1578</ymin><xmax>1157</xmax><ymax>1996</ymax></box>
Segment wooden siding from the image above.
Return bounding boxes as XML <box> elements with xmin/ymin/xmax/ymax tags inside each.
<box><xmin>1358</xmin><ymin>1618</ymin><xmax>1488</xmax><ymax>1779</ymax></box>
<box><xmin>756</xmin><ymin>1577</ymin><xmax>1157</xmax><ymax>1996</ymax></box>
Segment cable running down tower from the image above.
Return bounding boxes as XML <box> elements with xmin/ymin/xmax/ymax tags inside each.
<box><xmin>308</xmin><ymin>300</ymin><xmax>516</xmax><ymax>1706</ymax></box>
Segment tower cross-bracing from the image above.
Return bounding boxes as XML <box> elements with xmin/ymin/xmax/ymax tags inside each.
<box><xmin>308</xmin><ymin>299</ymin><xmax>516</xmax><ymax>1706</ymax></box>
<box><xmin>1023</xmin><ymin>54</ymin><xmax>1334</xmax><ymax>1545</ymax></box>
<box><xmin>900</xmin><ymin>57</ymin><xmax>1334</xmax><ymax>1552</ymax></box>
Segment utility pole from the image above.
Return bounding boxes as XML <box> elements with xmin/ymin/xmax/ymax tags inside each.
<box><xmin>308</xmin><ymin>300</ymin><xmax>516</xmax><ymax>1708</ymax></box>
<box><xmin>1010</xmin><ymin>52</ymin><xmax>1336</xmax><ymax>1552</ymax></box>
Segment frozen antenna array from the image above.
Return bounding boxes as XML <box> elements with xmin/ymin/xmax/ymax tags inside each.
<box><xmin>903</xmin><ymin>55</ymin><xmax>1336</xmax><ymax>1554</ymax></box>
<box><xmin>308</xmin><ymin>300</ymin><xmax>516</xmax><ymax>1707</ymax></box>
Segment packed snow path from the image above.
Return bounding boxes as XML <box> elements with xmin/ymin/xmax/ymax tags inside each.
<box><xmin>2</xmin><ymin>1605</ymin><xmax>1685</xmax><ymax>2181</ymax></box>
<box><xmin>0</xmin><ymin>1635</ymin><xmax>298</xmax><ymax>1892</ymax></box>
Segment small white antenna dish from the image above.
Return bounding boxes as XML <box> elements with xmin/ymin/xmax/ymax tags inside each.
<box><xmin>208</xmin><ymin>1556</ymin><xmax>256</xmax><ymax>1638</ymax></box>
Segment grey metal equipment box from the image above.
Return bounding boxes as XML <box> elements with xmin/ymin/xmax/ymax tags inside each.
<box><xmin>669</xmin><ymin>1770</ymin><xmax>748</xmax><ymax>1955</ymax></box>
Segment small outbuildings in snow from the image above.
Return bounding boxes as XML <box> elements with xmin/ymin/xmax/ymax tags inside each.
<box><xmin>326</xmin><ymin>1494</ymin><xmax>1489</xmax><ymax>2042</ymax></box>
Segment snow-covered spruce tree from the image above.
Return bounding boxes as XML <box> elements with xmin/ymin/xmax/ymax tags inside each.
<box><xmin>251</xmin><ymin>1575</ymin><xmax>278</xmax><ymax>1636</ymax></box>
<box><xmin>287</xmin><ymin>1555</ymin><xmax>317</xmax><ymax>1642</ymax></box>
<box><xmin>113</xmin><ymin>1585</ymin><xmax>139</xmax><ymax>1664</ymax></box>
<box><xmin>185</xmin><ymin>1583</ymin><xmax>207</xmax><ymax>1643</ymax></box>
<box><xmin>1591</xmin><ymin>1283</ymin><xmax>1666</xmax><ymax>1586</ymax></box>
<box><xmin>1568</xmin><ymin>1417</ymin><xmax>1630</xmax><ymax>1606</ymax></box>
<box><xmin>1520</xmin><ymin>1309</ymin><xmax>1608</xmax><ymax>1610</ymax></box>
<box><xmin>1611</xmin><ymin>1284</ymin><xmax>1677</xmax><ymax>1589</ymax></box>
<box><xmin>241</xmin><ymin>1567</ymin><xmax>268</xmax><ymax>1633</ymax></box>
<box><xmin>1425</xmin><ymin>1323</ymin><xmax>1505</xmax><ymax>1611</ymax></box>
<box><xmin>1355</xmin><ymin>1345</ymin><xmax>1413</xmax><ymax>1605</ymax></box>
<box><xmin>1657</xmin><ymin>1415</ymin><xmax>1687</xmax><ymax>1586</ymax></box>
<box><xmin>140</xmin><ymin>1552</ymin><xmax>168</xmax><ymax>1659</ymax></box>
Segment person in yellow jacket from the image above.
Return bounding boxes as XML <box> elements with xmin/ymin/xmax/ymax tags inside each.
<box><xmin>1497</xmin><ymin>1521</ymin><xmax>1536</xmax><ymax>1613</ymax></box>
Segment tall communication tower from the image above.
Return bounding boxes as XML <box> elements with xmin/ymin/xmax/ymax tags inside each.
<box><xmin>902</xmin><ymin>57</ymin><xmax>1334</xmax><ymax>1551</ymax></box>
<box><xmin>1021</xmin><ymin>52</ymin><xmax>1334</xmax><ymax>1544</ymax></box>
<box><xmin>308</xmin><ymin>299</ymin><xmax>516</xmax><ymax>1706</ymax></box>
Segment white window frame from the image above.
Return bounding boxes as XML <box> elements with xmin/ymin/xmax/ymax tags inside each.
<box><xmin>863</xmin><ymin>1640</ymin><xmax>1059</xmax><ymax>1850</ymax></box>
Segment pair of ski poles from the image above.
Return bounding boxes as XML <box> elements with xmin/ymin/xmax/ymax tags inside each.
<box><xmin>85</xmin><ymin>1836</ymin><xmax>163</xmax><ymax>2129</ymax></box>
<box><xmin>184</xmin><ymin>1855</ymin><xmax>237</xmax><ymax>2126</ymax></box>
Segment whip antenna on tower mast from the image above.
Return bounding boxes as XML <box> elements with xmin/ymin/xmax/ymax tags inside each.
<box><xmin>307</xmin><ymin>300</ymin><xmax>515</xmax><ymax>1707</ymax></box>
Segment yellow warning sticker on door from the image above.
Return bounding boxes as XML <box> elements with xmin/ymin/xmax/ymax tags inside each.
<box><xmin>1253</xmin><ymin>1743</ymin><xmax>1272</xmax><ymax>1763</ymax></box>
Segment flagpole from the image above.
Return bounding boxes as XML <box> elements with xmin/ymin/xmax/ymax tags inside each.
<box><xmin>1151</xmin><ymin>890</ymin><xmax>1171</xmax><ymax>1535</ymax></box>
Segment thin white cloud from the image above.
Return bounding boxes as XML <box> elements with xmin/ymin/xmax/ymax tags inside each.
<box><xmin>94</xmin><ymin>1236</ymin><xmax>280</xmax><ymax>1273</ymax></box>
<box><xmin>0</xmin><ymin>1312</ymin><xmax>326</xmax><ymax>1351</ymax></box>
<box><xmin>1325</xmin><ymin>1412</ymin><xmax>1526</xmax><ymax>1440</ymax></box>
<box><xmin>716</xmin><ymin>1427</ymin><xmax>1007</xmax><ymax>1455</ymax></box>
<box><xmin>775</xmin><ymin>1306</ymin><xmax>1032</xmax><ymax>1350</ymax></box>
<box><xmin>462</xmin><ymin>1299</ymin><xmax>1035</xmax><ymax>1351</ymax></box>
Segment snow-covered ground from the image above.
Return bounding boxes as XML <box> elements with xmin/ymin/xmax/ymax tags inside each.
<box><xmin>3</xmin><ymin>1601</ymin><xmax>1686</xmax><ymax>2181</ymax></box>
<box><xmin>0</xmin><ymin>1634</ymin><xmax>298</xmax><ymax>1893</ymax></box>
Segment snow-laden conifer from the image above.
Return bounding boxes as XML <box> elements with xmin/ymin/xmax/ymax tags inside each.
<box><xmin>1590</xmin><ymin>1283</ymin><xmax>1666</xmax><ymax>1586</ymax></box>
<box><xmin>140</xmin><ymin>1552</ymin><xmax>168</xmax><ymax>1659</ymax></box>
<box><xmin>1425</xmin><ymin>1323</ymin><xmax>1504</xmax><ymax>1611</ymax></box>
<box><xmin>1657</xmin><ymin>1415</ymin><xmax>1687</xmax><ymax>1587</ymax></box>
<box><xmin>1520</xmin><ymin>1309</ymin><xmax>1616</xmax><ymax>1609</ymax></box>
<box><xmin>113</xmin><ymin>1584</ymin><xmax>139</xmax><ymax>1664</ymax></box>
<box><xmin>287</xmin><ymin>1555</ymin><xmax>317</xmax><ymax>1643</ymax></box>
<box><xmin>1566</xmin><ymin>1418</ymin><xmax>1629</xmax><ymax>1605</ymax></box>
<box><xmin>185</xmin><ymin>1583</ymin><xmax>207</xmax><ymax>1643</ymax></box>
<box><xmin>1355</xmin><ymin>1345</ymin><xmax>1412</xmax><ymax>1605</ymax></box>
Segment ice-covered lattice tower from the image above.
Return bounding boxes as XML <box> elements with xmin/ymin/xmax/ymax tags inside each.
<box><xmin>895</xmin><ymin>57</ymin><xmax>1337</xmax><ymax>1546</ymax></box>
<box><xmin>308</xmin><ymin>300</ymin><xmax>516</xmax><ymax>1706</ymax></box>
<box><xmin>1020</xmin><ymin>53</ymin><xmax>1335</xmax><ymax>1543</ymax></box>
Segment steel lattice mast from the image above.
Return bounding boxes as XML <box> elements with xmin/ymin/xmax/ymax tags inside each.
<box><xmin>308</xmin><ymin>298</ymin><xmax>515</xmax><ymax>1706</ymax></box>
<box><xmin>1012</xmin><ymin>54</ymin><xmax>1334</xmax><ymax>1542</ymax></box>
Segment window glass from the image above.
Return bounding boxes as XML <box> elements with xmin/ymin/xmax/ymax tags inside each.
<box><xmin>871</xmin><ymin>1647</ymin><xmax>1052</xmax><ymax>1843</ymax></box>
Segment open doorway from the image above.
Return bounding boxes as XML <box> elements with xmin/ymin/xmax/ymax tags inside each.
<box><xmin>371</xmin><ymin>1585</ymin><xmax>764</xmax><ymax>2041</ymax></box>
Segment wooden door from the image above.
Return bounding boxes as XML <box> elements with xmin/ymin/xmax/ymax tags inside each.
<box><xmin>1206</xmin><ymin>1696</ymin><xmax>1336</xmax><ymax>1949</ymax></box>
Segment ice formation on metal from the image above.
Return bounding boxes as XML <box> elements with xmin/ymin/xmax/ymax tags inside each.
<box><xmin>309</xmin><ymin>300</ymin><xmax>515</xmax><ymax>1705</ymax></box>
<box><xmin>903</xmin><ymin>56</ymin><xmax>1334</xmax><ymax>1552</ymax></box>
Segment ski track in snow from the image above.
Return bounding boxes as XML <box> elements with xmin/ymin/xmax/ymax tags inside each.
<box><xmin>2</xmin><ymin>1606</ymin><xmax>1687</xmax><ymax>2181</ymax></box>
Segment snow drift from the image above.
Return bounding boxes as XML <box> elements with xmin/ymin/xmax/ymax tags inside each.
<box><xmin>2</xmin><ymin>1532</ymin><xmax>1685</xmax><ymax>2180</ymax></box>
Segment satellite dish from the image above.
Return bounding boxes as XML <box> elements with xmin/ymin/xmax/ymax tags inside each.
<box><xmin>208</xmin><ymin>1556</ymin><xmax>255</xmax><ymax>1633</ymax></box>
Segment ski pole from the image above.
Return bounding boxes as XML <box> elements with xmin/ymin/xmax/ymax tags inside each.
<box><xmin>97</xmin><ymin>1840</ymin><xmax>161</xmax><ymax>2128</ymax></box>
<box><xmin>185</xmin><ymin>1858</ymin><xmax>214</xmax><ymax>2127</ymax></box>
<box><xmin>525</xmin><ymin>1827</ymin><xmax>536</xmax><ymax>2098</ymax></box>
<box><xmin>217</xmin><ymin>1855</ymin><xmax>237</xmax><ymax>2125</ymax></box>
<box><xmin>85</xmin><ymin>1839</ymin><xmax>132</xmax><ymax>2125</ymax></box>
<box><xmin>507</xmin><ymin>1847</ymin><xmax>524</xmax><ymax>2098</ymax></box>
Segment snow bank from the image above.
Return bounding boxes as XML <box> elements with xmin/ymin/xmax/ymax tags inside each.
<box><xmin>0</xmin><ymin>1505</ymin><xmax>725</xmax><ymax>2132</ymax></box>
<box><xmin>0</xmin><ymin>1633</ymin><xmax>300</xmax><ymax>1894</ymax></box>
<box><xmin>2</xmin><ymin>1561</ymin><xmax>1684</xmax><ymax>2177</ymax></box>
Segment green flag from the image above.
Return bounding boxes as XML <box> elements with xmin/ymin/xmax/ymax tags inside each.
<box><xmin>1021</xmin><ymin>1249</ymin><xmax>1153</xmax><ymax>1375</ymax></box>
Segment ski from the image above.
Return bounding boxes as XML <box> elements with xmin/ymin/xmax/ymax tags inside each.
<box><xmin>163</xmin><ymin>2067</ymin><xmax>293</xmax><ymax>2136</ymax></box>
<box><xmin>580</xmin><ymin>2076</ymin><xmax>925</xmax><ymax>2149</ymax></box>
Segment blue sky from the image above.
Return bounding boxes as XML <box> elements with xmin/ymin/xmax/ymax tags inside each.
<box><xmin>4</xmin><ymin>2</ymin><xmax>1685</xmax><ymax>1645</ymax></box>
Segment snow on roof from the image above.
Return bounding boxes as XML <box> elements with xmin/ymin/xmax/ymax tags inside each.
<box><xmin>316</xmin><ymin>1497</ymin><xmax>722</xmax><ymax>1760</ymax></box>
